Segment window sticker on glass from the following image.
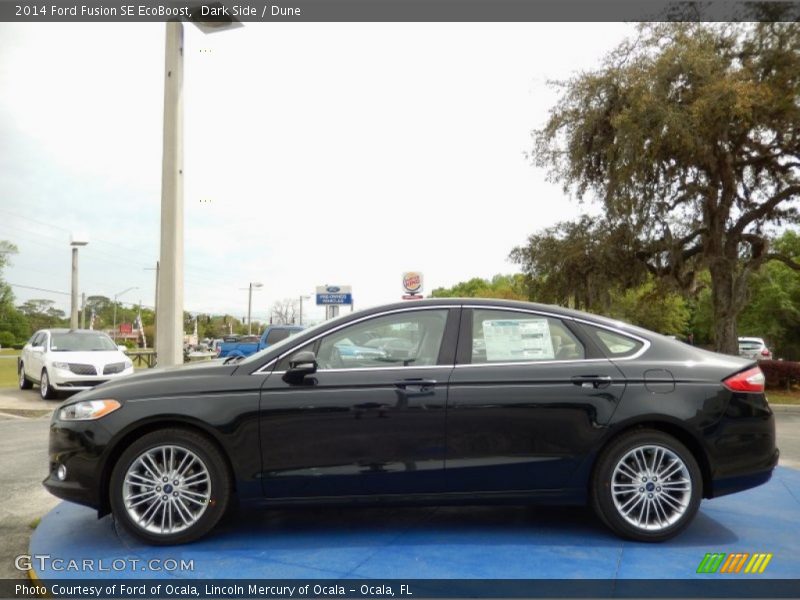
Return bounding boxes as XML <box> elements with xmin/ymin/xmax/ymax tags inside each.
<box><xmin>482</xmin><ymin>319</ymin><xmax>555</xmax><ymax>361</ymax></box>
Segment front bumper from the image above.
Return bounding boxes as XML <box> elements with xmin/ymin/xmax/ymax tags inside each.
<box><xmin>42</xmin><ymin>415</ymin><xmax>113</xmax><ymax>511</ymax></box>
<box><xmin>49</xmin><ymin>368</ymin><xmax>134</xmax><ymax>391</ymax></box>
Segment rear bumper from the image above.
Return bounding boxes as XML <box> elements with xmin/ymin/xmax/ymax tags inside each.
<box><xmin>707</xmin><ymin>393</ymin><xmax>778</xmax><ymax>498</ymax></box>
<box><xmin>710</xmin><ymin>448</ymin><xmax>779</xmax><ymax>498</ymax></box>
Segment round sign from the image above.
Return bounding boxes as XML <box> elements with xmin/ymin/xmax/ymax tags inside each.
<box><xmin>402</xmin><ymin>272</ymin><xmax>423</xmax><ymax>294</ymax></box>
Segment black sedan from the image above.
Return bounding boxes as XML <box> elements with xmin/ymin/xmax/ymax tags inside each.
<box><xmin>44</xmin><ymin>299</ymin><xmax>778</xmax><ymax>545</ymax></box>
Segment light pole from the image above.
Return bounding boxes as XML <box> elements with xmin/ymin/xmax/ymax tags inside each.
<box><xmin>156</xmin><ymin>11</ymin><xmax>241</xmax><ymax>367</ymax></box>
<box><xmin>113</xmin><ymin>286</ymin><xmax>138</xmax><ymax>341</ymax></box>
<box><xmin>247</xmin><ymin>282</ymin><xmax>263</xmax><ymax>334</ymax></box>
<box><xmin>299</xmin><ymin>295</ymin><xmax>311</xmax><ymax>326</ymax></box>
<box><xmin>69</xmin><ymin>235</ymin><xmax>88</xmax><ymax>329</ymax></box>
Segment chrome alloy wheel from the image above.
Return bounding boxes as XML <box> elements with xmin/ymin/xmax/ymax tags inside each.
<box><xmin>610</xmin><ymin>444</ymin><xmax>692</xmax><ymax>531</ymax></box>
<box><xmin>123</xmin><ymin>445</ymin><xmax>211</xmax><ymax>535</ymax></box>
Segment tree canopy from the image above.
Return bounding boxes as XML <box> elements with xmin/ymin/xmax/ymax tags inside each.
<box><xmin>531</xmin><ymin>22</ymin><xmax>800</xmax><ymax>353</ymax></box>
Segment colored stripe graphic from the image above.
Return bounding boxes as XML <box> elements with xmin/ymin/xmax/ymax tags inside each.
<box><xmin>698</xmin><ymin>552</ymin><xmax>772</xmax><ymax>574</ymax></box>
<box><xmin>697</xmin><ymin>553</ymin><xmax>726</xmax><ymax>573</ymax></box>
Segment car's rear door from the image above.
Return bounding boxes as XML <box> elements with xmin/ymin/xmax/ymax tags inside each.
<box><xmin>445</xmin><ymin>306</ymin><xmax>627</xmax><ymax>494</ymax></box>
<box><xmin>258</xmin><ymin>306</ymin><xmax>460</xmax><ymax>499</ymax></box>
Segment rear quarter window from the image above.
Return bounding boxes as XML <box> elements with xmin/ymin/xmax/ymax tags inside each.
<box><xmin>581</xmin><ymin>324</ymin><xmax>644</xmax><ymax>358</ymax></box>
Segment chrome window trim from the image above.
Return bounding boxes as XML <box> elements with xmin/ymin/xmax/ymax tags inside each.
<box><xmin>454</xmin><ymin>358</ymin><xmax>609</xmax><ymax>369</ymax></box>
<box><xmin>252</xmin><ymin>305</ymin><xmax>459</xmax><ymax>374</ymax></box>
<box><xmin>271</xmin><ymin>364</ymin><xmax>451</xmax><ymax>375</ymax></box>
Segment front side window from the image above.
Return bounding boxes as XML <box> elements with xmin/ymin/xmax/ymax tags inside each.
<box><xmin>280</xmin><ymin>309</ymin><xmax>449</xmax><ymax>371</ymax></box>
<box><xmin>471</xmin><ymin>309</ymin><xmax>585</xmax><ymax>364</ymax></box>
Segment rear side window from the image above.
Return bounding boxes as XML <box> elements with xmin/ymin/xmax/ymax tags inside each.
<box><xmin>470</xmin><ymin>309</ymin><xmax>585</xmax><ymax>364</ymax></box>
<box><xmin>582</xmin><ymin>324</ymin><xmax>644</xmax><ymax>358</ymax></box>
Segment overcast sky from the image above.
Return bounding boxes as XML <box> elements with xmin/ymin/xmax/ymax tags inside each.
<box><xmin>0</xmin><ymin>22</ymin><xmax>635</xmax><ymax>324</ymax></box>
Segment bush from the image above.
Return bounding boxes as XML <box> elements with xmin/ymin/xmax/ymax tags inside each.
<box><xmin>12</xmin><ymin>343</ymin><xmax>24</xmax><ymax>350</ymax></box>
<box><xmin>0</xmin><ymin>331</ymin><xmax>15</xmax><ymax>348</ymax></box>
<box><xmin>758</xmin><ymin>360</ymin><xmax>800</xmax><ymax>390</ymax></box>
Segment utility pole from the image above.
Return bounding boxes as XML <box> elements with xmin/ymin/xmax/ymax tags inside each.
<box><xmin>69</xmin><ymin>236</ymin><xmax>88</xmax><ymax>329</ymax></box>
<box><xmin>80</xmin><ymin>293</ymin><xmax>86</xmax><ymax>329</ymax></box>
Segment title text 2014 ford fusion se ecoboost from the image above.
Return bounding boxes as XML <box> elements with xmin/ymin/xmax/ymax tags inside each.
<box><xmin>44</xmin><ymin>299</ymin><xmax>778</xmax><ymax>545</ymax></box>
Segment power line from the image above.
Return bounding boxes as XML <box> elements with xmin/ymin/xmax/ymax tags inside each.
<box><xmin>8</xmin><ymin>283</ymin><xmax>70</xmax><ymax>296</ymax></box>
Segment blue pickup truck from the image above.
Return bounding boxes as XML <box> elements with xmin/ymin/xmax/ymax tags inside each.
<box><xmin>217</xmin><ymin>325</ymin><xmax>303</xmax><ymax>359</ymax></box>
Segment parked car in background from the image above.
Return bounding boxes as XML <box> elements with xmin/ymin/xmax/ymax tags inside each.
<box><xmin>43</xmin><ymin>299</ymin><xmax>777</xmax><ymax>545</ymax></box>
<box><xmin>217</xmin><ymin>325</ymin><xmax>303</xmax><ymax>359</ymax></box>
<box><xmin>738</xmin><ymin>337</ymin><xmax>772</xmax><ymax>360</ymax></box>
<box><xmin>18</xmin><ymin>329</ymin><xmax>134</xmax><ymax>399</ymax></box>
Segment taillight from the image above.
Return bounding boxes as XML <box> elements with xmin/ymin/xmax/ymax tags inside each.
<box><xmin>760</xmin><ymin>348</ymin><xmax>770</xmax><ymax>356</ymax></box>
<box><xmin>723</xmin><ymin>367</ymin><xmax>765</xmax><ymax>393</ymax></box>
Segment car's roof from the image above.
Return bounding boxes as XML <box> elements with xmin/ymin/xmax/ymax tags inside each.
<box><xmin>738</xmin><ymin>337</ymin><xmax>765</xmax><ymax>343</ymax></box>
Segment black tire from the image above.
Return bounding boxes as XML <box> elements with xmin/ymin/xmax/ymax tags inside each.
<box><xmin>109</xmin><ymin>428</ymin><xmax>231</xmax><ymax>545</ymax></box>
<box><xmin>18</xmin><ymin>363</ymin><xmax>32</xmax><ymax>390</ymax></box>
<box><xmin>591</xmin><ymin>429</ymin><xmax>702</xmax><ymax>542</ymax></box>
<box><xmin>40</xmin><ymin>369</ymin><xmax>59</xmax><ymax>400</ymax></box>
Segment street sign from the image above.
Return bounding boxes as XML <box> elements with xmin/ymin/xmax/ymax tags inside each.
<box><xmin>316</xmin><ymin>285</ymin><xmax>353</xmax><ymax>305</ymax></box>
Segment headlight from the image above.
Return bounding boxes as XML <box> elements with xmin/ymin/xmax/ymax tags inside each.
<box><xmin>59</xmin><ymin>399</ymin><xmax>121</xmax><ymax>421</ymax></box>
<box><xmin>52</xmin><ymin>362</ymin><xmax>70</xmax><ymax>370</ymax></box>
<box><xmin>124</xmin><ymin>360</ymin><xmax>133</xmax><ymax>369</ymax></box>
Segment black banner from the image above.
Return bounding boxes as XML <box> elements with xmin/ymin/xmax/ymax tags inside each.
<box><xmin>4</xmin><ymin>578</ymin><xmax>800</xmax><ymax>598</ymax></box>
<box><xmin>2</xmin><ymin>0</ymin><xmax>800</xmax><ymax>23</ymax></box>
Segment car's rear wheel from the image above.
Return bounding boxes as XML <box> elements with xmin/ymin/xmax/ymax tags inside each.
<box><xmin>591</xmin><ymin>429</ymin><xmax>701</xmax><ymax>542</ymax></box>
<box><xmin>40</xmin><ymin>369</ymin><xmax>58</xmax><ymax>399</ymax></box>
<box><xmin>18</xmin><ymin>363</ymin><xmax>32</xmax><ymax>389</ymax></box>
<box><xmin>110</xmin><ymin>428</ymin><xmax>231</xmax><ymax>545</ymax></box>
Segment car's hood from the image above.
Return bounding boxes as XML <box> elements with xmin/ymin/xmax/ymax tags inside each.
<box><xmin>46</xmin><ymin>350</ymin><xmax>127</xmax><ymax>366</ymax></box>
<box><xmin>67</xmin><ymin>359</ymin><xmax>240</xmax><ymax>403</ymax></box>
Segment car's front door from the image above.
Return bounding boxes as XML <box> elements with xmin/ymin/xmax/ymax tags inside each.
<box><xmin>28</xmin><ymin>332</ymin><xmax>46</xmax><ymax>379</ymax></box>
<box><xmin>258</xmin><ymin>306</ymin><xmax>459</xmax><ymax>499</ymax></box>
<box><xmin>445</xmin><ymin>307</ymin><xmax>629</xmax><ymax>494</ymax></box>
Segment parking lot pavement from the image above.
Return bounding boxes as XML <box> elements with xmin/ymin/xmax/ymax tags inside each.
<box><xmin>0</xmin><ymin>387</ymin><xmax>61</xmax><ymax>418</ymax></box>
<box><xmin>776</xmin><ymin>411</ymin><xmax>800</xmax><ymax>469</ymax></box>
<box><xmin>0</xmin><ymin>415</ymin><xmax>59</xmax><ymax>578</ymax></box>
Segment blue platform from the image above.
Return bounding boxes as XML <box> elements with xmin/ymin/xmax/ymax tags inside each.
<box><xmin>29</xmin><ymin>467</ymin><xmax>800</xmax><ymax>582</ymax></box>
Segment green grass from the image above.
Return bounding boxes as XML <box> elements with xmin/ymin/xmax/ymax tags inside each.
<box><xmin>0</xmin><ymin>352</ymin><xmax>19</xmax><ymax>388</ymax></box>
<box><xmin>766</xmin><ymin>388</ymin><xmax>800</xmax><ymax>405</ymax></box>
<box><xmin>0</xmin><ymin>348</ymin><xmax>20</xmax><ymax>356</ymax></box>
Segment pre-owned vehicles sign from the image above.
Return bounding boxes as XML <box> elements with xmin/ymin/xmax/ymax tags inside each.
<box><xmin>316</xmin><ymin>285</ymin><xmax>352</xmax><ymax>305</ymax></box>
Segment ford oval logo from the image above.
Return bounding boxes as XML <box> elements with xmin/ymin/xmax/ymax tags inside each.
<box><xmin>326</xmin><ymin>286</ymin><xmax>341</xmax><ymax>293</ymax></box>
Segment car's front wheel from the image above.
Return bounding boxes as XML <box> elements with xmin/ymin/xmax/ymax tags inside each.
<box><xmin>18</xmin><ymin>363</ymin><xmax>32</xmax><ymax>390</ymax></box>
<box><xmin>110</xmin><ymin>428</ymin><xmax>231</xmax><ymax>545</ymax></box>
<box><xmin>591</xmin><ymin>429</ymin><xmax>701</xmax><ymax>542</ymax></box>
<box><xmin>40</xmin><ymin>369</ymin><xmax>58</xmax><ymax>399</ymax></box>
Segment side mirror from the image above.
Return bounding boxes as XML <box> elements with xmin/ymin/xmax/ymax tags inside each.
<box><xmin>282</xmin><ymin>350</ymin><xmax>318</xmax><ymax>384</ymax></box>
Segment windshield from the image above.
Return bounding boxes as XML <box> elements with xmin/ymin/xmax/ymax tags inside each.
<box><xmin>50</xmin><ymin>332</ymin><xmax>118</xmax><ymax>352</ymax></box>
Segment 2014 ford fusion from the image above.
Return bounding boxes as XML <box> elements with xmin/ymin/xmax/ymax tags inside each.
<box><xmin>44</xmin><ymin>299</ymin><xmax>778</xmax><ymax>544</ymax></box>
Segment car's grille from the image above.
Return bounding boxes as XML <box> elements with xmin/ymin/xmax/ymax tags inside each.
<box><xmin>103</xmin><ymin>362</ymin><xmax>126</xmax><ymax>375</ymax></box>
<box><xmin>68</xmin><ymin>363</ymin><xmax>97</xmax><ymax>376</ymax></box>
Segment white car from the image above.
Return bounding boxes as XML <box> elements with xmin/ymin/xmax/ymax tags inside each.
<box><xmin>738</xmin><ymin>336</ymin><xmax>773</xmax><ymax>360</ymax></box>
<box><xmin>18</xmin><ymin>329</ymin><xmax>134</xmax><ymax>399</ymax></box>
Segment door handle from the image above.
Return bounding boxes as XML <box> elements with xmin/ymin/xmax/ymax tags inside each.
<box><xmin>571</xmin><ymin>375</ymin><xmax>613</xmax><ymax>389</ymax></box>
<box><xmin>395</xmin><ymin>379</ymin><xmax>437</xmax><ymax>391</ymax></box>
